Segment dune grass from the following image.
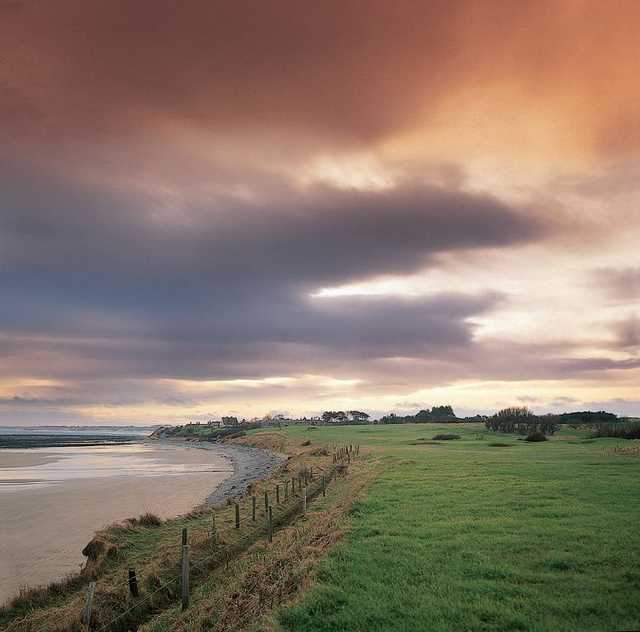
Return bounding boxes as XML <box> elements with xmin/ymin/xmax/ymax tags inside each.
<box><xmin>261</xmin><ymin>424</ymin><xmax>640</xmax><ymax>632</ymax></box>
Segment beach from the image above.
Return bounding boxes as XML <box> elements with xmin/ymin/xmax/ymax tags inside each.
<box><xmin>0</xmin><ymin>441</ymin><xmax>236</xmax><ymax>605</ymax></box>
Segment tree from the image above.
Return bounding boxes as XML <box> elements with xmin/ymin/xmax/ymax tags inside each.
<box><xmin>486</xmin><ymin>406</ymin><xmax>558</xmax><ymax>435</ymax></box>
<box><xmin>430</xmin><ymin>405</ymin><xmax>455</xmax><ymax>420</ymax></box>
<box><xmin>321</xmin><ymin>411</ymin><xmax>348</xmax><ymax>423</ymax></box>
<box><xmin>348</xmin><ymin>410</ymin><xmax>370</xmax><ymax>423</ymax></box>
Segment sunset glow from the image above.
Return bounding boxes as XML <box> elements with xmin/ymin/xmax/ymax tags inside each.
<box><xmin>1</xmin><ymin>0</ymin><xmax>639</xmax><ymax>424</ymax></box>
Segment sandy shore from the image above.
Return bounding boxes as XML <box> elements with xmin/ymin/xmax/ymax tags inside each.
<box><xmin>0</xmin><ymin>440</ymin><xmax>282</xmax><ymax>606</ymax></box>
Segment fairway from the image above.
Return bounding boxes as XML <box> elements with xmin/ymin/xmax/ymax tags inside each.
<box><xmin>263</xmin><ymin>424</ymin><xmax>640</xmax><ymax>632</ymax></box>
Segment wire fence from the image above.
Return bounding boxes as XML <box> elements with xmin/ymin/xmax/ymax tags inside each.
<box><xmin>32</xmin><ymin>444</ymin><xmax>359</xmax><ymax>632</ymax></box>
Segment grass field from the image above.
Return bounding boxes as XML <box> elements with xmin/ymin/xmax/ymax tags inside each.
<box><xmin>3</xmin><ymin>423</ymin><xmax>638</xmax><ymax>632</ymax></box>
<box><xmin>263</xmin><ymin>423</ymin><xmax>640</xmax><ymax>632</ymax></box>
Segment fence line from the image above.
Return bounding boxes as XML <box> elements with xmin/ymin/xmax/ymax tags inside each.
<box><xmin>34</xmin><ymin>444</ymin><xmax>359</xmax><ymax>632</ymax></box>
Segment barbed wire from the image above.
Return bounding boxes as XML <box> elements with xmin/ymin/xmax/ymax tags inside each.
<box><xmin>29</xmin><ymin>452</ymin><xmax>354</xmax><ymax>632</ymax></box>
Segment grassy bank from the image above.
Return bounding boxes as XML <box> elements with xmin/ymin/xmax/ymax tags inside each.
<box><xmin>262</xmin><ymin>424</ymin><xmax>640</xmax><ymax>631</ymax></box>
<box><xmin>4</xmin><ymin>424</ymin><xmax>639</xmax><ymax>631</ymax></box>
<box><xmin>0</xmin><ymin>434</ymin><xmax>371</xmax><ymax>632</ymax></box>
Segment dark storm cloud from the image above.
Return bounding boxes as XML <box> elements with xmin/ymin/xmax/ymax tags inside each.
<box><xmin>0</xmin><ymin>152</ymin><xmax>550</xmax><ymax>385</ymax></box>
<box><xmin>0</xmin><ymin>166</ymin><xmax>544</xmax><ymax>292</ymax></box>
<box><xmin>0</xmin><ymin>163</ymin><xmax>542</xmax><ymax>343</ymax></box>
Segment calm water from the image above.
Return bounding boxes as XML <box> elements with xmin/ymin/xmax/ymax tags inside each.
<box><xmin>0</xmin><ymin>439</ymin><xmax>232</xmax><ymax>605</ymax></box>
<box><xmin>0</xmin><ymin>443</ymin><xmax>221</xmax><ymax>490</ymax></box>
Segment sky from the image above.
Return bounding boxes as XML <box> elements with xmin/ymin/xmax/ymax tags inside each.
<box><xmin>1</xmin><ymin>0</ymin><xmax>639</xmax><ymax>425</ymax></box>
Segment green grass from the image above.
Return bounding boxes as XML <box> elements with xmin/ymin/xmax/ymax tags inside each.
<box><xmin>261</xmin><ymin>424</ymin><xmax>640</xmax><ymax>632</ymax></box>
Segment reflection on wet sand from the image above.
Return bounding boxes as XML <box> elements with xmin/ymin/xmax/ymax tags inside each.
<box><xmin>0</xmin><ymin>442</ymin><xmax>233</xmax><ymax>605</ymax></box>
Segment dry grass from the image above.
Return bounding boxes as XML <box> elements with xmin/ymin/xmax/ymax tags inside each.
<box><xmin>140</xmin><ymin>453</ymin><xmax>379</xmax><ymax>632</ymax></box>
<box><xmin>610</xmin><ymin>442</ymin><xmax>640</xmax><ymax>457</ymax></box>
<box><xmin>1</xmin><ymin>434</ymin><xmax>369</xmax><ymax>632</ymax></box>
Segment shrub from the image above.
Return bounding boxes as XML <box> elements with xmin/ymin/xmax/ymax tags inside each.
<box><xmin>301</xmin><ymin>439</ymin><xmax>311</xmax><ymax>446</ymax></box>
<box><xmin>592</xmin><ymin>422</ymin><xmax>640</xmax><ymax>440</ymax></box>
<box><xmin>525</xmin><ymin>431</ymin><xmax>547</xmax><ymax>442</ymax></box>
<box><xmin>486</xmin><ymin>406</ymin><xmax>558</xmax><ymax>436</ymax></box>
<box><xmin>432</xmin><ymin>434</ymin><xmax>461</xmax><ymax>440</ymax></box>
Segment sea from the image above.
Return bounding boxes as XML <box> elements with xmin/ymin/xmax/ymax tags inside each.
<box><xmin>0</xmin><ymin>425</ymin><xmax>232</xmax><ymax>605</ymax></box>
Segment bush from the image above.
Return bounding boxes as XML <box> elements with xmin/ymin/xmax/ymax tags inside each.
<box><xmin>301</xmin><ymin>439</ymin><xmax>311</xmax><ymax>446</ymax></box>
<box><xmin>432</xmin><ymin>434</ymin><xmax>461</xmax><ymax>440</ymax></box>
<box><xmin>486</xmin><ymin>407</ymin><xmax>559</xmax><ymax>436</ymax></box>
<box><xmin>592</xmin><ymin>422</ymin><xmax>640</xmax><ymax>439</ymax></box>
<box><xmin>525</xmin><ymin>431</ymin><xmax>548</xmax><ymax>442</ymax></box>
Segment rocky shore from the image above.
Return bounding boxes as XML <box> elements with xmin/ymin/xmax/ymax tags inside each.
<box><xmin>147</xmin><ymin>437</ymin><xmax>286</xmax><ymax>507</ymax></box>
<box><xmin>204</xmin><ymin>443</ymin><xmax>285</xmax><ymax>506</ymax></box>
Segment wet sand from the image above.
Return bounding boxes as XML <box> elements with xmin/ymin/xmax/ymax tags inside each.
<box><xmin>0</xmin><ymin>442</ymin><xmax>234</xmax><ymax>605</ymax></box>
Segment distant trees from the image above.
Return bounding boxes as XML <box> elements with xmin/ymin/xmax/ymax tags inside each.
<box><xmin>557</xmin><ymin>410</ymin><xmax>618</xmax><ymax>424</ymax></box>
<box><xmin>321</xmin><ymin>411</ymin><xmax>348</xmax><ymax>423</ymax></box>
<box><xmin>379</xmin><ymin>412</ymin><xmax>403</xmax><ymax>424</ymax></box>
<box><xmin>485</xmin><ymin>407</ymin><xmax>558</xmax><ymax>436</ymax></box>
<box><xmin>430</xmin><ymin>405</ymin><xmax>456</xmax><ymax>420</ymax></box>
<box><xmin>381</xmin><ymin>405</ymin><xmax>458</xmax><ymax>424</ymax></box>
<box><xmin>320</xmin><ymin>410</ymin><xmax>371</xmax><ymax>424</ymax></box>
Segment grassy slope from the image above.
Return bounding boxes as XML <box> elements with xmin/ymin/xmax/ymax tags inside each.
<box><xmin>263</xmin><ymin>424</ymin><xmax>640</xmax><ymax>632</ymax></box>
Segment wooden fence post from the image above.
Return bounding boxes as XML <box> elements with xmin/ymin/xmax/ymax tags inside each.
<box><xmin>82</xmin><ymin>581</ymin><xmax>96</xmax><ymax>628</ymax></box>
<box><xmin>268</xmin><ymin>506</ymin><xmax>273</xmax><ymax>543</ymax></box>
<box><xmin>322</xmin><ymin>475</ymin><xmax>326</xmax><ymax>497</ymax></box>
<box><xmin>211</xmin><ymin>514</ymin><xmax>217</xmax><ymax>542</ymax></box>
<box><xmin>128</xmin><ymin>568</ymin><xmax>139</xmax><ymax>598</ymax></box>
<box><xmin>181</xmin><ymin>543</ymin><xmax>190</xmax><ymax>611</ymax></box>
<box><xmin>302</xmin><ymin>486</ymin><xmax>307</xmax><ymax>514</ymax></box>
<box><xmin>182</xmin><ymin>527</ymin><xmax>188</xmax><ymax>546</ymax></box>
<box><xmin>264</xmin><ymin>490</ymin><xmax>269</xmax><ymax>511</ymax></box>
<box><xmin>235</xmin><ymin>502</ymin><xmax>240</xmax><ymax>529</ymax></box>
<box><xmin>291</xmin><ymin>477</ymin><xmax>295</xmax><ymax>494</ymax></box>
<box><xmin>252</xmin><ymin>495</ymin><xmax>256</xmax><ymax>522</ymax></box>
<box><xmin>276</xmin><ymin>484</ymin><xmax>280</xmax><ymax>504</ymax></box>
<box><xmin>284</xmin><ymin>481</ymin><xmax>289</xmax><ymax>500</ymax></box>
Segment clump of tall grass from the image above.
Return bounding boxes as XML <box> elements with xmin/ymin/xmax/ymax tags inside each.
<box><xmin>592</xmin><ymin>422</ymin><xmax>640</xmax><ymax>440</ymax></box>
<box><xmin>125</xmin><ymin>512</ymin><xmax>163</xmax><ymax>527</ymax></box>
<box><xmin>1</xmin><ymin>574</ymin><xmax>86</xmax><ymax>615</ymax></box>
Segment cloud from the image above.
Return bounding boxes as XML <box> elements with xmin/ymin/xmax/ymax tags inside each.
<box><xmin>1</xmin><ymin>1</ymin><xmax>639</xmax><ymax>158</ymax></box>
<box><xmin>614</xmin><ymin>317</ymin><xmax>640</xmax><ymax>351</ymax></box>
<box><xmin>593</xmin><ymin>268</ymin><xmax>640</xmax><ymax>302</ymax></box>
<box><xmin>2</xmin><ymin>1</ymin><xmax>639</xmax><ymax>422</ymax></box>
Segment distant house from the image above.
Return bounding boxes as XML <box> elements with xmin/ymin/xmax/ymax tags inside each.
<box><xmin>222</xmin><ymin>416</ymin><xmax>239</xmax><ymax>427</ymax></box>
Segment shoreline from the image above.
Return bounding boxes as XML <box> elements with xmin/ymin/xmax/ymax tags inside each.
<box><xmin>0</xmin><ymin>438</ymin><xmax>284</xmax><ymax>606</ymax></box>
<box><xmin>148</xmin><ymin>438</ymin><xmax>285</xmax><ymax>507</ymax></box>
<box><xmin>0</xmin><ymin>440</ymin><xmax>241</xmax><ymax>606</ymax></box>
